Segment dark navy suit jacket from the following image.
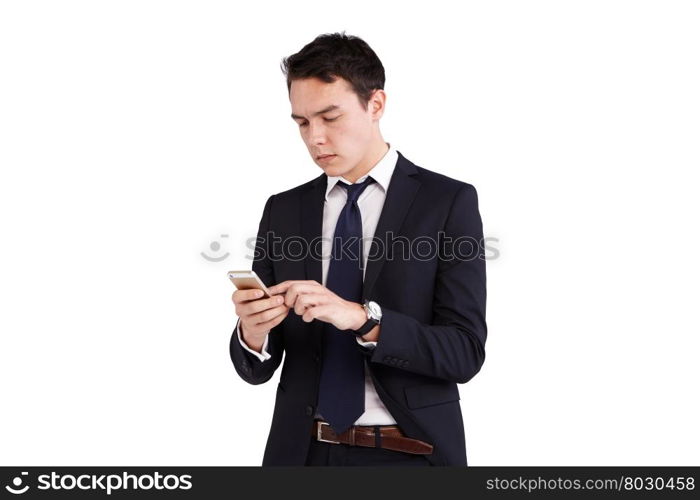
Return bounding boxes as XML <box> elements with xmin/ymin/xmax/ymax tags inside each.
<box><xmin>230</xmin><ymin>151</ymin><xmax>487</xmax><ymax>466</ymax></box>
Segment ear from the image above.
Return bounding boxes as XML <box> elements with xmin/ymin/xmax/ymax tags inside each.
<box><xmin>368</xmin><ymin>89</ymin><xmax>387</xmax><ymax>120</ymax></box>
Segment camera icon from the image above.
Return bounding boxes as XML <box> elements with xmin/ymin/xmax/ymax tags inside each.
<box><xmin>201</xmin><ymin>233</ymin><xmax>230</xmax><ymax>262</ymax></box>
<box><xmin>5</xmin><ymin>471</ymin><xmax>29</xmax><ymax>494</ymax></box>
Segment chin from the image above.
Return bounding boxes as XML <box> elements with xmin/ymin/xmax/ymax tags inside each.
<box><xmin>319</xmin><ymin>165</ymin><xmax>347</xmax><ymax>176</ymax></box>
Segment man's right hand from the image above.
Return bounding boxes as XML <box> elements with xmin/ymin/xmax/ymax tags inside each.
<box><xmin>232</xmin><ymin>289</ymin><xmax>289</xmax><ymax>353</ymax></box>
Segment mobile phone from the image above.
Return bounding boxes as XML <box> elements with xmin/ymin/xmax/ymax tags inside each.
<box><xmin>227</xmin><ymin>270</ymin><xmax>272</xmax><ymax>298</ymax></box>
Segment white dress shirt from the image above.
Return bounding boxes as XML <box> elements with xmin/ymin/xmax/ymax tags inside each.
<box><xmin>237</xmin><ymin>142</ymin><xmax>399</xmax><ymax>426</ymax></box>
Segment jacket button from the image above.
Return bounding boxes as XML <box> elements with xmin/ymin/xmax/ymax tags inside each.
<box><xmin>314</xmin><ymin>353</ymin><xmax>320</xmax><ymax>363</ymax></box>
<box><xmin>305</xmin><ymin>406</ymin><xmax>314</xmax><ymax>416</ymax></box>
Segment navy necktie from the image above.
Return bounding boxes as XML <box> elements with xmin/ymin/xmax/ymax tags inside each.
<box><xmin>317</xmin><ymin>176</ymin><xmax>376</xmax><ymax>434</ymax></box>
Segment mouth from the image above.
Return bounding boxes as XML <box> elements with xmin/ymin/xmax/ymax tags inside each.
<box><xmin>316</xmin><ymin>154</ymin><xmax>337</xmax><ymax>163</ymax></box>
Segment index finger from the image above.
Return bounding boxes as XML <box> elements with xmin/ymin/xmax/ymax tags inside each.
<box><xmin>268</xmin><ymin>280</ymin><xmax>312</xmax><ymax>295</ymax></box>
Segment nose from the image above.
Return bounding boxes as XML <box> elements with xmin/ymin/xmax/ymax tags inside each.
<box><xmin>307</xmin><ymin>120</ymin><xmax>327</xmax><ymax>145</ymax></box>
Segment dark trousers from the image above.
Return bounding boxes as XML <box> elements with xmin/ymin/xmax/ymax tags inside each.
<box><xmin>304</xmin><ymin>435</ymin><xmax>433</xmax><ymax>466</ymax></box>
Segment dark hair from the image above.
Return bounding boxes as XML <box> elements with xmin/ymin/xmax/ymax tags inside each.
<box><xmin>280</xmin><ymin>31</ymin><xmax>385</xmax><ymax>109</ymax></box>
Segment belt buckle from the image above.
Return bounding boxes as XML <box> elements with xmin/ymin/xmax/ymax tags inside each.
<box><xmin>317</xmin><ymin>422</ymin><xmax>340</xmax><ymax>444</ymax></box>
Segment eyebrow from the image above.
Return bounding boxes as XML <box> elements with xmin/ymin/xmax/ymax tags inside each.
<box><xmin>291</xmin><ymin>105</ymin><xmax>340</xmax><ymax>121</ymax></box>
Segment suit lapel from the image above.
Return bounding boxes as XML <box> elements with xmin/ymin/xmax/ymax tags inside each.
<box><xmin>300</xmin><ymin>173</ymin><xmax>326</xmax><ymax>284</ymax></box>
<box><xmin>362</xmin><ymin>151</ymin><xmax>421</xmax><ymax>301</ymax></box>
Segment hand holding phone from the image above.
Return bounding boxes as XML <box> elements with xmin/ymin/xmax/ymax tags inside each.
<box><xmin>229</xmin><ymin>270</ymin><xmax>288</xmax><ymax>352</ymax></box>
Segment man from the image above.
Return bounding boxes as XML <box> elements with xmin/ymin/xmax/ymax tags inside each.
<box><xmin>230</xmin><ymin>32</ymin><xmax>487</xmax><ymax>466</ymax></box>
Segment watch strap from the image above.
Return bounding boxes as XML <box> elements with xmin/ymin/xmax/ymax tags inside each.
<box><xmin>353</xmin><ymin>318</ymin><xmax>378</xmax><ymax>337</ymax></box>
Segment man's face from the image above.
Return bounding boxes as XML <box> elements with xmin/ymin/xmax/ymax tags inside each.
<box><xmin>290</xmin><ymin>77</ymin><xmax>380</xmax><ymax>178</ymax></box>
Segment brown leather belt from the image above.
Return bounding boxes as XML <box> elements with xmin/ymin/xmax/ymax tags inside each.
<box><xmin>311</xmin><ymin>420</ymin><xmax>434</xmax><ymax>455</ymax></box>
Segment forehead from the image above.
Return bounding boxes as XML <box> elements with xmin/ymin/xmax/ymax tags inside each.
<box><xmin>289</xmin><ymin>77</ymin><xmax>357</xmax><ymax>113</ymax></box>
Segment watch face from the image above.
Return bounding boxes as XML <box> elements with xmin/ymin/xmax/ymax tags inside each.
<box><xmin>368</xmin><ymin>301</ymin><xmax>382</xmax><ymax>320</ymax></box>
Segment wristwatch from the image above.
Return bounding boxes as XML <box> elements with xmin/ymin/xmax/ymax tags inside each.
<box><xmin>353</xmin><ymin>300</ymin><xmax>382</xmax><ymax>337</ymax></box>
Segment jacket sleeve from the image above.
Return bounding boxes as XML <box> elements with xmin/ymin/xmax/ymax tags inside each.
<box><xmin>229</xmin><ymin>194</ymin><xmax>285</xmax><ymax>385</ymax></box>
<box><xmin>365</xmin><ymin>184</ymin><xmax>487</xmax><ymax>384</ymax></box>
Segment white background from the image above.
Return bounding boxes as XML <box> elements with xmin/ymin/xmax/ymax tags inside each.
<box><xmin>1</xmin><ymin>0</ymin><xmax>698</xmax><ymax>466</ymax></box>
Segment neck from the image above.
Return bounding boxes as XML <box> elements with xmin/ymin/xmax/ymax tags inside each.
<box><xmin>343</xmin><ymin>139</ymin><xmax>389</xmax><ymax>184</ymax></box>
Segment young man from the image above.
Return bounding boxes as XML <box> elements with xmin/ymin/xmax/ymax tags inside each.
<box><xmin>230</xmin><ymin>32</ymin><xmax>487</xmax><ymax>466</ymax></box>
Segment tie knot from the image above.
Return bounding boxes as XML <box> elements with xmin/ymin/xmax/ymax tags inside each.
<box><xmin>340</xmin><ymin>176</ymin><xmax>375</xmax><ymax>204</ymax></box>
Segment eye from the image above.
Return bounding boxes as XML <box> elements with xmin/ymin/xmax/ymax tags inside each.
<box><xmin>298</xmin><ymin>116</ymin><xmax>340</xmax><ymax>128</ymax></box>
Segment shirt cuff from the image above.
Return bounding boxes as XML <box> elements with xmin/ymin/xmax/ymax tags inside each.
<box><xmin>237</xmin><ymin>320</ymin><xmax>272</xmax><ymax>361</ymax></box>
<box><xmin>355</xmin><ymin>336</ymin><xmax>377</xmax><ymax>349</ymax></box>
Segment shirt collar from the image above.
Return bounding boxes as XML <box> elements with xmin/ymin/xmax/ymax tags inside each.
<box><xmin>324</xmin><ymin>142</ymin><xmax>397</xmax><ymax>201</ymax></box>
